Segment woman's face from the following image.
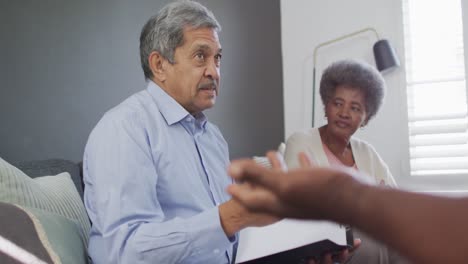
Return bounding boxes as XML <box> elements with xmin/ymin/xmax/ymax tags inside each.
<box><xmin>325</xmin><ymin>85</ymin><xmax>367</xmax><ymax>140</ymax></box>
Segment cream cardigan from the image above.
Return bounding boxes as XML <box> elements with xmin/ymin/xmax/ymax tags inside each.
<box><xmin>284</xmin><ymin>128</ymin><xmax>397</xmax><ymax>187</ymax></box>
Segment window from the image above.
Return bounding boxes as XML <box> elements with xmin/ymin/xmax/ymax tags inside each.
<box><xmin>402</xmin><ymin>0</ymin><xmax>468</xmax><ymax>177</ymax></box>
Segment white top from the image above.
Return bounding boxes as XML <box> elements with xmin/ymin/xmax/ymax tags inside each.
<box><xmin>284</xmin><ymin>128</ymin><xmax>397</xmax><ymax>187</ymax></box>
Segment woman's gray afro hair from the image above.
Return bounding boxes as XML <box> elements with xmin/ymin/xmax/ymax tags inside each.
<box><xmin>319</xmin><ymin>59</ymin><xmax>385</xmax><ymax>122</ymax></box>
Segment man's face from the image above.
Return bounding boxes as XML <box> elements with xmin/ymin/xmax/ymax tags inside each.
<box><xmin>163</xmin><ymin>27</ymin><xmax>222</xmax><ymax>114</ymax></box>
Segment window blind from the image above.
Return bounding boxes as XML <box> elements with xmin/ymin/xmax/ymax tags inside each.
<box><xmin>402</xmin><ymin>0</ymin><xmax>468</xmax><ymax>176</ymax></box>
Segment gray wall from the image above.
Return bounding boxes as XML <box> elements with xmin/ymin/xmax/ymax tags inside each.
<box><xmin>0</xmin><ymin>0</ymin><xmax>284</xmax><ymax>163</ymax></box>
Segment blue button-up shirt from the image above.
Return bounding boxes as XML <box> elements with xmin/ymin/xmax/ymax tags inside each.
<box><xmin>83</xmin><ymin>81</ymin><xmax>235</xmax><ymax>263</ymax></box>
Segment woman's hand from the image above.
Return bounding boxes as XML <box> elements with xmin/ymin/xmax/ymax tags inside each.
<box><xmin>308</xmin><ymin>239</ymin><xmax>361</xmax><ymax>264</ymax></box>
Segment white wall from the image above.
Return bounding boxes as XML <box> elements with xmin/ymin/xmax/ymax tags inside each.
<box><xmin>464</xmin><ymin>0</ymin><xmax>468</xmax><ymax>106</ymax></box>
<box><xmin>281</xmin><ymin>0</ymin><xmax>410</xmax><ymax>185</ymax></box>
<box><xmin>281</xmin><ymin>0</ymin><xmax>468</xmax><ymax>190</ymax></box>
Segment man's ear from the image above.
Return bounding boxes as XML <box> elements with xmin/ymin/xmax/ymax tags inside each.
<box><xmin>148</xmin><ymin>51</ymin><xmax>168</xmax><ymax>82</ymax></box>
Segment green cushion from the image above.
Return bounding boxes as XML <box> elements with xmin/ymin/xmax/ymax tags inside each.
<box><xmin>0</xmin><ymin>202</ymin><xmax>56</xmax><ymax>263</ymax></box>
<box><xmin>0</xmin><ymin>202</ymin><xmax>88</xmax><ymax>264</ymax></box>
<box><xmin>24</xmin><ymin>206</ymin><xmax>88</xmax><ymax>263</ymax></box>
<box><xmin>0</xmin><ymin>157</ymin><xmax>90</xmax><ymax>244</ymax></box>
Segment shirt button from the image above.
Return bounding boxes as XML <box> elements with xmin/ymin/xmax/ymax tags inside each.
<box><xmin>213</xmin><ymin>249</ymin><xmax>220</xmax><ymax>254</ymax></box>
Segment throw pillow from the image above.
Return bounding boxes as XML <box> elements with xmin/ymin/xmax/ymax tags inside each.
<box><xmin>0</xmin><ymin>157</ymin><xmax>90</xmax><ymax>243</ymax></box>
<box><xmin>0</xmin><ymin>202</ymin><xmax>88</xmax><ymax>264</ymax></box>
<box><xmin>13</xmin><ymin>159</ymin><xmax>84</xmax><ymax>200</ymax></box>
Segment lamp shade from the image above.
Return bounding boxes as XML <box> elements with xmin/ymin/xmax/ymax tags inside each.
<box><xmin>373</xmin><ymin>39</ymin><xmax>400</xmax><ymax>73</ymax></box>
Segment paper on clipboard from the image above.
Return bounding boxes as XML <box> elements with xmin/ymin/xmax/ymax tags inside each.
<box><xmin>235</xmin><ymin>219</ymin><xmax>348</xmax><ymax>263</ymax></box>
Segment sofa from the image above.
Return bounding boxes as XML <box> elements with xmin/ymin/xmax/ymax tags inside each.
<box><xmin>13</xmin><ymin>159</ymin><xmax>85</xmax><ymax>200</ymax></box>
<box><xmin>0</xmin><ymin>158</ymin><xmax>89</xmax><ymax>264</ymax></box>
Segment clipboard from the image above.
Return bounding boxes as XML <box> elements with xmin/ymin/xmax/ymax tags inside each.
<box><xmin>235</xmin><ymin>219</ymin><xmax>353</xmax><ymax>263</ymax></box>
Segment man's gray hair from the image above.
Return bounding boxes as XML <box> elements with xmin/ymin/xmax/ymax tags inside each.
<box><xmin>139</xmin><ymin>0</ymin><xmax>221</xmax><ymax>80</ymax></box>
<box><xmin>319</xmin><ymin>59</ymin><xmax>386</xmax><ymax>123</ymax></box>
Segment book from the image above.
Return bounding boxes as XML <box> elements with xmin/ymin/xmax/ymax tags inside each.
<box><xmin>235</xmin><ymin>219</ymin><xmax>353</xmax><ymax>263</ymax></box>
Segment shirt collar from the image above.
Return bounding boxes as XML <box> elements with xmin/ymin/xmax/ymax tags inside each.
<box><xmin>146</xmin><ymin>81</ymin><xmax>208</xmax><ymax>128</ymax></box>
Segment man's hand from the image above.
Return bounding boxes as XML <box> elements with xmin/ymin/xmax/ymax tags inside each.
<box><xmin>219</xmin><ymin>151</ymin><xmax>286</xmax><ymax>237</ymax></box>
<box><xmin>219</xmin><ymin>199</ymin><xmax>279</xmax><ymax>237</ymax></box>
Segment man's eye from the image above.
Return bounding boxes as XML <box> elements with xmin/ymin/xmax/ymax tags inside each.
<box><xmin>195</xmin><ymin>53</ymin><xmax>205</xmax><ymax>60</ymax></box>
<box><xmin>214</xmin><ymin>54</ymin><xmax>222</xmax><ymax>66</ymax></box>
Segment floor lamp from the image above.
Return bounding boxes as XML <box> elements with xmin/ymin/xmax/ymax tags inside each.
<box><xmin>311</xmin><ymin>27</ymin><xmax>400</xmax><ymax>127</ymax></box>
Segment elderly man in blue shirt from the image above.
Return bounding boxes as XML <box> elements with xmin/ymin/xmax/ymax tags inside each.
<box><xmin>82</xmin><ymin>1</ymin><xmax>276</xmax><ymax>263</ymax></box>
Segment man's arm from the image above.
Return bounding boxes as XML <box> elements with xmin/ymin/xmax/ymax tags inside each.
<box><xmin>227</xmin><ymin>156</ymin><xmax>468</xmax><ymax>264</ymax></box>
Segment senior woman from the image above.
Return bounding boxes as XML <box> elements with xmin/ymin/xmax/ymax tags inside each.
<box><xmin>284</xmin><ymin>60</ymin><xmax>408</xmax><ymax>264</ymax></box>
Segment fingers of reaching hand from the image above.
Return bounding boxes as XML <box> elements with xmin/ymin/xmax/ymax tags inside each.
<box><xmin>228</xmin><ymin>159</ymin><xmax>289</xmax><ymax>215</ymax></box>
<box><xmin>226</xmin><ymin>182</ymin><xmax>279</xmax><ymax>213</ymax></box>
<box><xmin>266</xmin><ymin>151</ymin><xmax>287</xmax><ymax>171</ymax></box>
<box><xmin>298</xmin><ymin>152</ymin><xmax>314</xmax><ymax>168</ymax></box>
<box><xmin>228</xmin><ymin>159</ymin><xmax>281</xmax><ymax>191</ymax></box>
